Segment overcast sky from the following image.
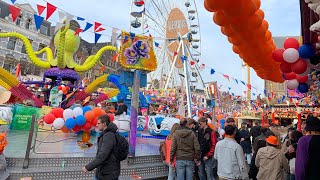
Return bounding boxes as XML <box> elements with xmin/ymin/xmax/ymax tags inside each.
<box><xmin>4</xmin><ymin>0</ymin><xmax>301</xmax><ymax>97</ymax></box>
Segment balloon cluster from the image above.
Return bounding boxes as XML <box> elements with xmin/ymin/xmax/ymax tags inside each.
<box><xmin>205</xmin><ymin>0</ymin><xmax>284</xmax><ymax>82</ymax></box>
<box><xmin>43</xmin><ymin>107</ymin><xmax>115</xmax><ymax>132</ymax></box>
<box><xmin>272</xmin><ymin>38</ymin><xmax>314</xmax><ymax>93</ymax></box>
<box><xmin>57</xmin><ymin>85</ymin><xmax>70</xmax><ymax>95</ymax></box>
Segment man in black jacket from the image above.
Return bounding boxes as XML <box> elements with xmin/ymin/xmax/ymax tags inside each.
<box><xmin>115</xmin><ymin>100</ymin><xmax>128</xmax><ymax>115</ymax></box>
<box><xmin>82</xmin><ymin>114</ymin><xmax>120</xmax><ymax>180</ymax></box>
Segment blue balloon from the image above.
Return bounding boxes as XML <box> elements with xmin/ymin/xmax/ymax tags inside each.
<box><xmin>82</xmin><ymin>106</ymin><xmax>92</xmax><ymax>115</ymax></box>
<box><xmin>76</xmin><ymin>115</ymin><xmax>86</xmax><ymax>126</ymax></box>
<box><xmin>298</xmin><ymin>44</ymin><xmax>315</xmax><ymax>59</ymax></box>
<box><xmin>220</xmin><ymin>119</ymin><xmax>226</xmax><ymax>129</ymax></box>
<box><xmin>65</xmin><ymin>118</ymin><xmax>76</xmax><ymax>129</ymax></box>
<box><xmin>297</xmin><ymin>83</ymin><xmax>309</xmax><ymax>93</ymax></box>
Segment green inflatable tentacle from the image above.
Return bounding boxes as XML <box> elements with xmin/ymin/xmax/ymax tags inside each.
<box><xmin>0</xmin><ymin>33</ymin><xmax>51</xmax><ymax>69</ymax></box>
<box><xmin>34</xmin><ymin>47</ymin><xmax>54</xmax><ymax>62</ymax></box>
<box><xmin>74</xmin><ymin>46</ymin><xmax>116</xmax><ymax>72</ymax></box>
<box><xmin>57</xmin><ymin>24</ymin><xmax>70</xmax><ymax>68</ymax></box>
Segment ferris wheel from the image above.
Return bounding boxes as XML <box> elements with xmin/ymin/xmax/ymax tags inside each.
<box><xmin>129</xmin><ymin>0</ymin><xmax>204</xmax><ymax>90</ymax></box>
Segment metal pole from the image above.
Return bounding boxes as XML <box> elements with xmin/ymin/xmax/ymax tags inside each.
<box><xmin>128</xmin><ymin>70</ymin><xmax>141</xmax><ymax>157</ymax></box>
<box><xmin>164</xmin><ymin>41</ymin><xmax>183</xmax><ymax>91</ymax></box>
<box><xmin>23</xmin><ymin>114</ymin><xmax>36</xmax><ymax>169</ymax></box>
<box><xmin>181</xmin><ymin>42</ymin><xmax>192</xmax><ymax>118</ymax></box>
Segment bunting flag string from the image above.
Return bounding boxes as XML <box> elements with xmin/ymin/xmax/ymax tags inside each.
<box><xmin>94</xmin><ymin>33</ymin><xmax>102</xmax><ymax>44</ymax></box>
<box><xmin>34</xmin><ymin>14</ymin><xmax>44</xmax><ymax>30</ymax></box>
<box><xmin>82</xmin><ymin>22</ymin><xmax>93</xmax><ymax>32</ymax></box>
<box><xmin>36</xmin><ymin>4</ymin><xmax>46</xmax><ymax>15</ymax></box>
<box><xmin>46</xmin><ymin>2</ymin><xmax>57</xmax><ymax>20</ymax></box>
<box><xmin>8</xmin><ymin>5</ymin><xmax>21</xmax><ymax>22</ymax></box>
<box><xmin>94</xmin><ymin>22</ymin><xmax>102</xmax><ymax>32</ymax></box>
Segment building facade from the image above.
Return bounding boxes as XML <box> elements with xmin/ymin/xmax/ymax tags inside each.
<box><xmin>0</xmin><ymin>1</ymin><xmax>119</xmax><ymax>85</ymax></box>
<box><xmin>0</xmin><ymin>2</ymin><xmax>52</xmax><ymax>81</ymax></box>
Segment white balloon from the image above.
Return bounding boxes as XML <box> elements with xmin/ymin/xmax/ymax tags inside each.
<box><xmin>63</xmin><ymin>109</ymin><xmax>74</xmax><ymax>120</ymax></box>
<box><xmin>58</xmin><ymin>90</ymin><xmax>63</xmax><ymax>94</ymax></box>
<box><xmin>53</xmin><ymin>118</ymin><xmax>65</xmax><ymax>129</ymax></box>
<box><xmin>287</xmin><ymin>79</ymin><xmax>299</xmax><ymax>90</ymax></box>
<box><xmin>283</xmin><ymin>48</ymin><xmax>299</xmax><ymax>63</ymax></box>
<box><xmin>73</xmin><ymin>107</ymin><xmax>83</xmax><ymax>117</ymax></box>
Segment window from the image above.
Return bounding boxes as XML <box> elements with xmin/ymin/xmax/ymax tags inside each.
<box><xmin>40</xmin><ymin>25</ymin><xmax>48</xmax><ymax>35</ymax></box>
<box><xmin>3</xmin><ymin>62</ymin><xmax>13</xmax><ymax>72</ymax></box>
<box><xmin>16</xmin><ymin>15</ymin><xmax>22</xmax><ymax>26</ymax></box>
<box><xmin>7</xmin><ymin>37</ymin><xmax>17</xmax><ymax>50</ymax></box>
<box><xmin>25</xmin><ymin>18</ymin><xmax>32</xmax><ymax>30</ymax></box>
<box><xmin>75</xmin><ymin>55</ymin><xmax>81</xmax><ymax>64</ymax></box>
<box><xmin>37</xmin><ymin>43</ymin><xmax>46</xmax><ymax>58</ymax></box>
<box><xmin>21</xmin><ymin>39</ymin><xmax>32</xmax><ymax>54</ymax></box>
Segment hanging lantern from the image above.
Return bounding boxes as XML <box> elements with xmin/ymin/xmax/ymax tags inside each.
<box><xmin>192</xmin><ymin>72</ymin><xmax>198</xmax><ymax>77</ymax></box>
<box><xmin>131</xmin><ymin>20</ymin><xmax>141</xmax><ymax>28</ymax></box>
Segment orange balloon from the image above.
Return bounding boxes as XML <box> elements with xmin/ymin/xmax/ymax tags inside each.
<box><xmin>82</xmin><ymin>132</ymin><xmax>91</xmax><ymax>143</ymax></box>
<box><xmin>252</xmin><ymin>0</ymin><xmax>261</xmax><ymax>9</ymax></box>
<box><xmin>84</xmin><ymin>111</ymin><xmax>95</xmax><ymax>122</ymax></box>
<box><xmin>247</xmin><ymin>13</ymin><xmax>263</xmax><ymax>28</ymax></box>
<box><xmin>240</xmin><ymin>0</ymin><xmax>257</xmax><ymax>17</ymax></box>
<box><xmin>222</xmin><ymin>26</ymin><xmax>236</xmax><ymax>37</ymax></box>
<box><xmin>228</xmin><ymin>37</ymin><xmax>242</xmax><ymax>46</ymax></box>
<box><xmin>206</xmin><ymin>0</ymin><xmax>225</xmax><ymax>11</ymax></box>
<box><xmin>232</xmin><ymin>45</ymin><xmax>241</xmax><ymax>54</ymax></box>
<box><xmin>256</xmin><ymin>9</ymin><xmax>265</xmax><ymax>19</ymax></box>
<box><xmin>262</xmin><ymin>20</ymin><xmax>269</xmax><ymax>29</ymax></box>
<box><xmin>92</xmin><ymin>107</ymin><xmax>103</xmax><ymax>117</ymax></box>
<box><xmin>204</xmin><ymin>0</ymin><xmax>217</xmax><ymax>12</ymax></box>
<box><xmin>224</xmin><ymin>1</ymin><xmax>243</xmax><ymax>17</ymax></box>
<box><xmin>213</xmin><ymin>10</ymin><xmax>228</xmax><ymax>27</ymax></box>
<box><xmin>265</xmin><ymin>30</ymin><xmax>272</xmax><ymax>41</ymax></box>
<box><xmin>61</xmin><ymin>126</ymin><xmax>70</xmax><ymax>133</ymax></box>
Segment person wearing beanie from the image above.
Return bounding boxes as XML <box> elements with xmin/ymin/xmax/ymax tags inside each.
<box><xmin>295</xmin><ymin>116</ymin><xmax>320</xmax><ymax>180</ymax></box>
<box><xmin>255</xmin><ymin>135</ymin><xmax>289</xmax><ymax>180</ymax></box>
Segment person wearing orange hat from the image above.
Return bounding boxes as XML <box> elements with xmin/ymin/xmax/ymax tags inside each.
<box><xmin>255</xmin><ymin>135</ymin><xmax>289</xmax><ymax>180</ymax></box>
<box><xmin>0</xmin><ymin>131</ymin><xmax>9</xmax><ymax>180</ymax></box>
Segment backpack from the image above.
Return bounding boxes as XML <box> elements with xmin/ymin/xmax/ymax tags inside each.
<box><xmin>113</xmin><ymin>133</ymin><xmax>129</xmax><ymax>161</ymax></box>
<box><xmin>159</xmin><ymin>141</ymin><xmax>166</xmax><ymax>161</ymax></box>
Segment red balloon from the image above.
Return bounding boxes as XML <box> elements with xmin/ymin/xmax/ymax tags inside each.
<box><xmin>51</xmin><ymin>108</ymin><xmax>64</xmax><ymax>118</ymax></box>
<box><xmin>272</xmin><ymin>49</ymin><xmax>285</xmax><ymax>62</ymax></box>
<box><xmin>280</xmin><ymin>62</ymin><xmax>292</xmax><ymax>73</ymax></box>
<box><xmin>108</xmin><ymin>113</ymin><xmax>115</xmax><ymax>122</ymax></box>
<box><xmin>72</xmin><ymin>125</ymin><xmax>81</xmax><ymax>132</ymax></box>
<box><xmin>44</xmin><ymin>113</ymin><xmax>56</xmax><ymax>124</ymax></box>
<box><xmin>92</xmin><ymin>117</ymin><xmax>98</xmax><ymax>126</ymax></box>
<box><xmin>291</xmin><ymin>59</ymin><xmax>307</xmax><ymax>74</ymax></box>
<box><xmin>58</xmin><ymin>86</ymin><xmax>62</xmax><ymax>90</ymax></box>
<box><xmin>82</xmin><ymin>122</ymin><xmax>92</xmax><ymax>132</ymax></box>
<box><xmin>284</xmin><ymin>38</ymin><xmax>300</xmax><ymax>50</ymax></box>
<box><xmin>296</xmin><ymin>75</ymin><xmax>308</xmax><ymax>83</ymax></box>
<box><xmin>283</xmin><ymin>72</ymin><xmax>296</xmax><ymax>80</ymax></box>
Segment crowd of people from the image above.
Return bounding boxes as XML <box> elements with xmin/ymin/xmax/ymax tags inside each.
<box><xmin>163</xmin><ymin>115</ymin><xmax>320</xmax><ymax>180</ymax></box>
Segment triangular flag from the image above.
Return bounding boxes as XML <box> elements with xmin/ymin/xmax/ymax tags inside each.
<box><xmin>235</xmin><ymin>79</ymin><xmax>238</xmax><ymax>84</ymax></box>
<box><xmin>247</xmin><ymin>84</ymin><xmax>252</xmax><ymax>90</ymax></box>
<box><xmin>145</xmin><ymin>25</ymin><xmax>148</xmax><ymax>29</ymax></box>
<box><xmin>9</xmin><ymin>5</ymin><xmax>21</xmax><ymax>23</ymax></box>
<box><xmin>34</xmin><ymin>14</ymin><xmax>44</xmax><ymax>31</ymax></box>
<box><xmin>241</xmin><ymin>81</ymin><xmax>246</xmax><ymax>85</ymax></box>
<box><xmin>174</xmin><ymin>52</ymin><xmax>178</xmax><ymax>56</ymax></box>
<box><xmin>253</xmin><ymin>93</ymin><xmax>256</xmax><ymax>96</ymax></box>
<box><xmin>46</xmin><ymin>2</ymin><xmax>57</xmax><ymax>20</ymax></box>
<box><xmin>74</xmin><ymin>28</ymin><xmax>83</xmax><ymax>36</ymax></box>
<box><xmin>54</xmin><ymin>22</ymin><xmax>64</xmax><ymax>33</ymax></box>
<box><xmin>58</xmin><ymin>11</ymin><xmax>66</xmax><ymax>22</ymax></box>
<box><xmin>282</xmin><ymin>95</ymin><xmax>285</xmax><ymax>102</ymax></box>
<box><xmin>264</xmin><ymin>89</ymin><xmax>267</xmax><ymax>95</ymax></box>
<box><xmin>228</xmin><ymin>87</ymin><xmax>231</xmax><ymax>90</ymax></box>
<box><xmin>123</xmin><ymin>36</ymin><xmax>129</xmax><ymax>44</ymax></box>
<box><xmin>244</xmin><ymin>91</ymin><xmax>247</xmax><ymax>94</ymax></box>
<box><xmin>95</xmin><ymin>33</ymin><xmax>102</xmax><ymax>44</ymax></box>
<box><xmin>83</xmin><ymin>22</ymin><xmax>93</xmax><ymax>32</ymax></box>
<box><xmin>180</xmin><ymin>56</ymin><xmax>187</xmax><ymax>63</ymax></box>
<box><xmin>223</xmin><ymin>74</ymin><xmax>230</xmax><ymax>81</ymax></box>
<box><xmin>112</xmin><ymin>53</ymin><xmax>118</xmax><ymax>62</ymax></box>
<box><xmin>95</xmin><ymin>27</ymin><xmax>105</xmax><ymax>32</ymax></box>
<box><xmin>65</xmin><ymin>13</ymin><xmax>74</xmax><ymax>24</ymax></box>
<box><xmin>36</xmin><ymin>4</ymin><xmax>46</xmax><ymax>15</ymax></box>
<box><xmin>10</xmin><ymin>0</ymin><xmax>16</xmax><ymax>4</ymax></box>
<box><xmin>190</xmin><ymin>61</ymin><xmax>195</xmax><ymax>65</ymax></box>
<box><xmin>77</xmin><ymin>17</ymin><xmax>85</xmax><ymax>21</ymax></box>
<box><xmin>129</xmin><ymin>32</ymin><xmax>136</xmax><ymax>41</ymax></box>
<box><xmin>210</xmin><ymin>69</ymin><xmax>215</xmax><ymax>75</ymax></box>
<box><xmin>155</xmin><ymin>42</ymin><xmax>159</xmax><ymax>47</ymax></box>
<box><xmin>94</xmin><ymin>22</ymin><xmax>102</xmax><ymax>32</ymax></box>
<box><xmin>133</xmin><ymin>37</ymin><xmax>139</xmax><ymax>42</ymax></box>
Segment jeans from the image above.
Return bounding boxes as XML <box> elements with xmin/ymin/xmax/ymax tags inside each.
<box><xmin>290</xmin><ymin>174</ymin><xmax>295</xmax><ymax>180</ymax></box>
<box><xmin>176</xmin><ymin>160</ymin><xmax>195</xmax><ymax>180</ymax></box>
<box><xmin>245</xmin><ymin>154</ymin><xmax>251</xmax><ymax>165</ymax></box>
<box><xmin>199</xmin><ymin>158</ymin><xmax>214</xmax><ymax>180</ymax></box>
<box><xmin>168</xmin><ymin>165</ymin><xmax>176</xmax><ymax>180</ymax></box>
